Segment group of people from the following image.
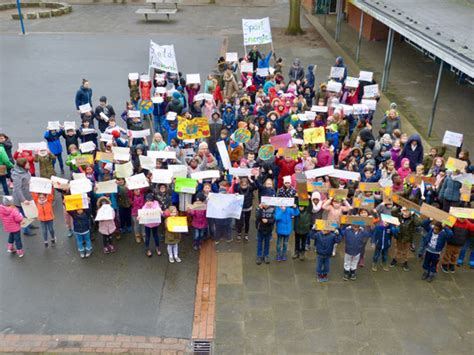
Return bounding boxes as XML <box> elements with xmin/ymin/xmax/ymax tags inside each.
<box><xmin>0</xmin><ymin>46</ymin><xmax>473</xmax><ymax>283</ymax></box>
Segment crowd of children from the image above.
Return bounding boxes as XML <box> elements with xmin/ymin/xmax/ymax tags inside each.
<box><xmin>0</xmin><ymin>49</ymin><xmax>473</xmax><ymax>284</ymax></box>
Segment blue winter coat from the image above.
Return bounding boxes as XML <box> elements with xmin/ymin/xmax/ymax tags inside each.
<box><xmin>372</xmin><ymin>225</ymin><xmax>398</xmax><ymax>250</ymax></box>
<box><xmin>311</xmin><ymin>231</ymin><xmax>342</xmax><ymax>257</ymax></box>
<box><xmin>75</xmin><ymin>86</ymin><xmax>93</xmax><ymax>109</ymax></box>
<box><xmin>222</xmin><ymin>105</ymin><xmax>236</xmax><ymax>133</ymax></box>
<box><xmin>342</xmin><ymin>226</ymin><xmax>371</xmax><ymax>256</ymax></box>
<box><xmin>275</xmin><ymin>206</ymin><xmax>299</xmax><ymax>235</ymax></box>
<box><xmin>44</xmin><ymin>130</ymin><xmax>63</xmax><ymax>155</ymax></box>
<box><xmin>422</xmin><ymin>226</ymin><xmax>453</xmax><ymax>254</ymax></box>
<box><xmin>439</xmin><ymin>175</ymin><xmax>462</xmax><ymax>202</ymax></box>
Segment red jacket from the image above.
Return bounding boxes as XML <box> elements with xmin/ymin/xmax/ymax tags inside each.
<box><xmin>140</xmin><ymin>81</ymin><xmax>152</xmax><ymax>100</ymax></box>
<box><xmin>275</xmin><ymin>157</ymin><xmax>301</xmax><ymax>188</ymax></box>
<box><xmin>13</xmin><ymin>150</ymin><xmax>35</xmax><ymax>176</ymax></box>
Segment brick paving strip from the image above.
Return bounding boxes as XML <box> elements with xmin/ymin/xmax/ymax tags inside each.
<box><xmin>191</xmin><ymin>239</ymin><xmax>217</xmax><ymax>341</ymax></box>
<box><xmin>0</xmin><ymin>334</ymin><xmax>192</xmax><ymax>353</ymax></box>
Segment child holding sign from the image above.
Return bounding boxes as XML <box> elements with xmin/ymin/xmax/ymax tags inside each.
<box><xmin>32</xmin><ymin>191</ymin><xmax>56</xmax><ymax>247</ymax></box>
<box><xmin>69</xmin><ymin>208</ymin><xmax>92</xmax><ymax>259</ymax></box>
<box><xmin>164</xmin><ymin>206</ymin><xmax>182</xmax><ymax>263</ymax></box>
<box><xmin>310</xmin><ymin>228</ymin><xmax>341</xmax><ymax>282</ymax></box>
<box><xmin>140</xmin><ymin>194</ymin><xmax>162</xmax><ymax>258</ymax></box>
<box><xmin>0</xmin><ymin>196</ymin><xmax>25</xmax><ymax>257</ymax></box>
<box><xmin>97</xmin><ymin>197</ymin><xmax>117</xmax><ymax>254</ymax></box>
<box><xmin>274</xmin><ymin>205</ymin><xmax>299</xmax><ymax>261</ymax></box>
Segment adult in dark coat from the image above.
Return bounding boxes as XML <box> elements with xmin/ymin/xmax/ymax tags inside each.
<box><xmin>399</xmin><ymin>134</ymin><xmax>424</xmax><ymax>171</ymax></box>
<box><xmin>75</xmin><ymin>79</ymin><xmax>93</xmax><ymax>110</ymax></box>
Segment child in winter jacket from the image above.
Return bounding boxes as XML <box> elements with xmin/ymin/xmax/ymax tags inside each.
<box><xmin>371</xmin><ymin>221</ymin><xmax>398</xmax><ymax>271</ymax></box>
<box><xmin>44</xmin><ymin>128</ymin><xmax>64</xmax><ymax>174</ymax></box>
<box><xmin>187</xmin><ymin>195</ymin><xmax>208</xmax><ymax>250</ymax></box>
<box><xmin>310</xmin><ymin>228</ymin><xmax>342</xmax><ymax>282</ymax></box>
<box><xmin>164</xmin><ymin>206</ymin><xmax>182</xmax><ymax>263</ymax></box>
<box><xmin>274</xmin><ymin>205</ymin><xmax>299</xmax><ymax>261</ymax></box>
<box><xmin>116</xmin><ymin>178</ymin><xmax>132</xmax><ymax>233</ymax></box>
<box><xmin>96</xmin><ymin>197</ymin><xmax>117</xmax><ymax>254</ymax></box>
<box><xmin>230</xmin><ymin>176</ymin><xmax>256</xmax><ymax>242</ymax></box>
<box><xmin>341</xmin><ymin>225</ymin><xmax>371</xmax><ymax>281</ymax></box>
<box><xmin>32</xmin><ymin>191</ymin><xmax>56</xmax><ymax>247</ymax></box>
<box><xmin>34</xmin><ymin>149</ymin><xmax>56</xmax><ymax>179</ymax></box>
<box><xmin>139</xmin><ymin>193</ymin><xmax>163</xmax><ymax>257</ymax></box>
<box><xmin>69</xmin><ymin>208</ymin><xmax>92</xmax><ymax>258</ymax></box>
<box><xmin>293</xmin><ymin>204</ymin><xmax>312</xmax><ymax>261</ymax></box>
<box><xmin>255</xmin><ymin>197</ymin><xmax>276</xmax><ymax>265</ymax></box>
<box><xmin>0</xmin><ymin>196</ymin><xmax>25</xmax><ymax>257</ymax></box>
<box><xmin>129</xmin><ymin>188</ymin><xmax>145</xmax><ymax>243</ymax></box>
<box><xmin>421</xmin><ymin>221</ymin><xmax>453</xmax><ymax>282</ymax></box>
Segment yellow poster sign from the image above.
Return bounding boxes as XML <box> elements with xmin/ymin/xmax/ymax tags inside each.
<box><xmin>64</xmin><ymin>194</ymin><xmax>89</xmax><ymax>211</ymax></box>
<box><xmin>303</xmin><ymin>127</ymin><xmax>325</xmax><ymax>144</ymax></box>
<box><xmin>177</xmin><ymin>117</ymin><xmax>210</xmax><ymax>140</ymax></box>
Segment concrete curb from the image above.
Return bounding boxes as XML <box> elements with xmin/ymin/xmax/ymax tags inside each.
<box><xmin>304</xmin><ymin>12</ymin><xmax>432</xmax><ymax>149</ymax></box>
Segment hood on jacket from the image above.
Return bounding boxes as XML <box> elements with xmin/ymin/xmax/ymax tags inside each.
<box><xmin>311</xmin><ymin>191</ymin><xmax>323</xmax><ymax>212</ymax></box>
<box><xmin>406</xmin><ymin>134</ymin><xmax>422</xmax><ymax>147</ymax></box>
<box><xmin>335</xmin><ymin>56</ymin><xmax>345</xmax><ymax>67</ymax></box>
<box><xmin>400</xmin><ymin>158</ymin><xmax>410</xmax><ymax>169</ymax></box>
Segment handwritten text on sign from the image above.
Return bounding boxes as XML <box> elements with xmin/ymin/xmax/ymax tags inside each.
<box><xmin>242</xmin><ymin>18</ymin><xmax>273</xmax><ymax>46</ymax></box>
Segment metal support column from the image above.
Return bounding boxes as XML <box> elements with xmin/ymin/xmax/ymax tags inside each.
<box><xmin>381</xmin><ymin>28</ymin><xmax>394</xmax><ymax>92</ymax></box>
<box><xmin>427</xmin><ymin>60</ymin><xmax>444</xmax><ymax>137</ymax></box>
<box><xmin>355</xmin><ymin>11</ymin><xmax>364</xmax><ymax>62</ymax></box>
<box><xmin>16</xmin><ymin>0</ymin><xmax>25</xmax><ymax>35</ymax></box>
<box><xmin>335</xmin><ymin>0</ymin><xmax>343</xmax><ymax>42</ymax></box>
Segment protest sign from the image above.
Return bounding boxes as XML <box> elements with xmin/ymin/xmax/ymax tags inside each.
<box><xmin>138</xmin><ymin>208</ymin><xmax>162</xmax><ymax>224</ymax></box>
<box><xmin>29</xmin><ymin>177</ymin><xmax>52</xmax><ymax>194</ymax></box>
<box><xmin>353</xmin><ymin>196</ymin><xmax>375</xmax><ymax>209</ymax></box>
<box><xmin>339</xmin><ymin>104</ymin><xmax>354</xmax><ymax>115</ymax></box>
<box><xmin>152</xmin><ymin>96</ymin><xmax>164</xmax><ymax>104</ymax></box>
<box><xmin>382</xmin><ymin>186</ymin><xmax>393</xmax><ymax>204</ymax></box>
<box><xmin>296</xmin><ymin>173</ymin><xmax>309</xmax><ymax>204</ymax></box>
<box><xmin>442</xmin><ymin>131</ymin><xmax>463</xmax><ymax>147</ymax></box>
<box><xmin>64</xmin><ymin>121</ymin><xmax>76</xmax><ymax>131</ymax></box>
<box><xmin>233</xmin><ymin>128</ymin><xmax>251</xmax><ymax>143</ymax></box>
<box><xmin>74</xmin><ymin>155</ymin><xmax>94</xmax><ymax>166</ymax></box>
<box><xmin>167</xmin><ymin>216</ymin><xmax>188</xmax><ymax>233</ymax></box>
<box><xmin>149</xmin><ymin>41</ymin><xmax>178</xmax><ymax>73</ymax></box>
<box><xmin>177</xmin><ymin>117</ymin><xmax>210</xmax><ymax>140</ymax></box>
<box><xmin>72</xmin><ymin>172</ymin><xmax>86</xmax><ymax>180</ymax></box>
<box><xmin>174</xmin><ymin>177</ymin><xmax>198</xmax><ymax>194</ymax></box>
<box><xmin>50</xmin><ymin>176</ymin><xmax>69</xmax><ymax>190</ymax></box>
<box><xmin>305</xmin><ymin>166</ymin><xmax>335</xmax><ymax>179</ymax></box>
<box><xmin>361</xmin><ymin>99</ymin><xmax>377</xmax><ymax>111</ymax></box>
<box><xmin>139</xmin><ymin>155</ymin><xmax>156</xmax><ymax>171</ymax></box>
<box><xmin>115</xmin><ymin>161</ymin><xmax>134</xmax><ymax>178</ymax></box>
<box><xmin>129</xmin><ymin>110</ymin><xmax>141</xmax><ymax>118</ymax></box>
<box><xmin>359</xmin><ymin>71</ymin><xmax>373</xmax><ymax>82</ymax></box>
<box><xmin>191</xmin><ymin>170</ymin><xmax>221</xmax><ymax>180</ymax></box>
<box><xmin>79</xmin><ymin>103</ymin><xmax>92</xmax><ymax>113</ymax></box>
<box><xmin>166</xmin><ymin>112</ymin><xmax>177</xmax><ymax>121</ymax></box>
<box><xmin>307</xmin><ymin>181</ymin><xmax>329</xmax><ymax>193</ymax></box>
<box><xmin>206</xmin><ymin>193</ymin><xmax>244</xmax><ymax>219</ymax></box>
<box><xmin>392</xmin><ymin>194</ymin><xmax>420</xmax><ymax>213</ymax></box>
<box><xmin>352</xmin><ymin>104</ymin><xmax>369</xmax><ymax>115</ymax></box>
<box><xmin>330</xmin><ymin>67</ymin><xmax>345</xmax><ymax>79</ymax></box>
<box><xmin>256</xmin><ymin>67</ymin><xmax>269</xmax><ymax>77</ymax></box>
<box><xmin>311</xmin><ymin>105</ymin><xmax>328</xmax><ymax>113</ymax></box>
<box><xmin>79</xmin><ymin>141</ymin><xmax>96</xmax><ymax>153</ymax></box>
<box><xmin>258</xmin><ymin>144</ymin><xmax>275</xmax><ymax>161</ymax></box>
<box><xmin>100</xmin><ymin>133</ymin><xmax>113</xmax><ymax>143</ymax></box>
<box><xmin>186</xmin><ymin>73</ymin><xmax>201</xmax><ymax>85</ymax></box>
<box><xmin>270</xmin><ymin>133</ymin><xmax>292</xmax><ymax>149</ymax></box>
<box><xmin>217</xmin><ymin>141</ymin><xmax>231</xmax><ymax>170</ymax></box>
<box><xmin>449</xmin><ymin>207</ymin><xmax>474</xmax><ymax>219</ymax></box>
<box><xmin>112</xmin><ymin>147</ymin><xmax>131</xmax><ymax>162</ymax></box>
<box><xmin>126</xmin><ymin>173</ymin><xmax>149</xmax><ymax>190</ymax></box>
<box><xmin>64</xmin><ymin>194</ymin><xmax>89</xmax><ymax>211</ymax></box>
<box><xmin>460</xmin><ymin>182</ymin><xmax>471</xmax><ymax>202</ymax></box>
<box><xmin>328</xmin><ymin>189</ymin><xmax>348</xmax><ymax>200</ymax></box>
<box><xmin>168</xmin><ymin>164</ymin><xmax>188</xmax><ymax>178</ymax></box>
<box><xmin>314</xmin><ymin>219</ymin><xmax>339</xmax><ymax>231</ymax></box>
<box><xmin>95</xmin><ymin>180</ymin><xmax>118</xmax><ymax>194</ymax></box>
<box><xmin>95</xmin><ymin>204</ymin><xmax>115</xmax><ymax>221</ymax></box>
<box><xmin>229</xmin><ymin>167</ymin><xmax>253</xmax><ymax>177</ymax></box>
<box><xmin>381</xmin><ymin>214</ymin><xmax>400</xmax><ymax>226</ymax></box>
<box><xmin>291</xmin><ymin>138</ymin><xmax>304</xmax><ymax>146</ymax></box>
<box><xmin>147</xmin><ymin>150</ymin><xmax>177</xmax><ymax>160</ymax></box>
<box><xmin>21</xmin><ymin>201</ymin><xmax>38</xmax><ymax>219</ymax></box>
<box><xmin>151</xmin><ymin>169</ymin><xmax>173</xmax><ymax>184</ymax></box>
<box><xmin>345</xmin><ymin>76</ymin><xmax>359</xmax><ymax>88</ymax></box>
<box><xmin>329</xmin><ymin>169</ymin><xmax>361</xmax><ymax>181</ymax></box>
<box><xmin>358</xmin><ymin>182</ymin><xmax>381</xmax><ymax>192</ymax></box>
<box><xmin>452</xmin><ymin>173</ymin><xmax>474</xmax><ymax>184</ymax></box>
<box><xmin>340</xmin><ymin>215</ymin><xmax>375</xmax><ymax>226</ymax></box>
<box><xmin>327</xmin><ymin>81</ymin><xmax>342</xmax><ymax>93</ymax></box>
<box><xmin>363</xmin><ymin>84</ymin><xmax>379</xmax><ymax>98</ymax></box>
<box><xmin>303</xmin><ymin>127</ymin><xmax>325</xmax><ymax>144</ymax></box>
<box><xmin>226</xmin><ymin>52</ymin><xmax>238</xmax><ymax>62</ymax></box>
<box><xmin>21</xmin><ymin>218</ymin><xmax>35</xmax><ymax>228</ymax></box>
<box><xmin>241</xmin><ymin>61</ymin><xmax>254</xmax><ymax>73</ymax></box>
<box><xmin>242</xmin><ymin>17</ymin><xmax>272</xmax><ymax>46</ymax></box>
<box><xmin>420</xmin><ymin>203</ymin><xmax>456</xmax><ymax>227</ymax></box>
<box><xmin>261</xmin><ymin>196</ymin><xmax>295</xmax><ymax>207</ymax></box>
<box><xmin>445</xmin><ymin>157</ymin><xmax>467</xmax><ymax>172</ymax></box>
<box><xmin>18</xmin><ymin>142</ymin><xmax>47</xmax><ymax>151</ymax></box>
<box><xmin>278</xmin><ymin>147</ymin><xmax>299</xmax><ymax>160</ymax></box>
<box><xmin>129</xmin><ymin>129</ymin><xmax>150</xmax><ymax>139</ymax></box>
<box><xmin>304</xmin><ymin>111</ymin><xmax>316</xmax><ymax>121</ymax></box>
<box><xmin>99</xmin><ymin>112</ymin><xmax>110</xmax><ymax>122</ymax></box>
<box><xmin>69</xmin><ymin>179</ymin><xmax>92</xmax><ymax>195</ymax></box>
<box><xmin>128</xmin><ymin>72</ymin><xmax>139</xmax><ymax>81</ymax></box>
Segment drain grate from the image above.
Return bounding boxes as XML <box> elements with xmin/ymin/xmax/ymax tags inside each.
<box><xmin>193</xmin><ymin>340</ymin><xmax>212</xmax><ymax>354</ymax></box>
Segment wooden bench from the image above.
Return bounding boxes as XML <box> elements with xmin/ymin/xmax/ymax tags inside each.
<box><xmin>146</xmin><ymin>0</ymin><xmax>181</xmax><ymax>10</ymax></box>
<box><xmin>136</xmin><ymin>8</ymin><xmax>177</xmax><ymax>22</ymax></box>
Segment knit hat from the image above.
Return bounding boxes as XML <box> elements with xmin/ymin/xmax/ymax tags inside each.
<box><xmin>2</xmin><ymin>196</ymin><xmax>13</xmax><ymax>206</ymax></box>
<box><xmin>283</xmin><ymin>176</ymin><xmax>291</xmax><ymax>184</ymax></box>
<box><xmin>145</xmin><ymin>193</ymin><xmax>154</xmax><ymax>201</ymax></box>
<box><xmin>100</xmin><ymin>96</ymin><xmax>107</xmax><ymax>103</ymax></box>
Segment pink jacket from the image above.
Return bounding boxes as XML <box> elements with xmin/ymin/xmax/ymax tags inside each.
<box><xmin>98</xmin><ymin>209</ymin><xmax>116</xmax><ymax>235</ymax></box>
<box><xmin>129</xmin><ymin>191</ymin><xmax>145</xmax><ymax>217</ymax></box>
<box><xmin>188</xmin><ymin>208</ymin><xmax>208</xmax><ymax>229</ymax></box>
<box><xmin>142</xmin><ymin>201</ymin><xmax>162</xmax><ymax>228</ymax></box>
<box><xmin>0</xmin><ymin>205</ymin><xmax>23</xmax><ymax>233</ymax></box>
<box><xmin>397</xmin><ymin>158</ymin><xmax>412</xmax><ymax>182</ymax></box>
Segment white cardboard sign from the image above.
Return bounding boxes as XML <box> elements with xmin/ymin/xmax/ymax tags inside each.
<box><xmin>442</xmin><ymin>131</ymin><xmax>463</xmax><ymax>147</ymax></box>
<box><xmin>261</xmin><ymin>196</ymin><xmax>295</xmax><ymax>207</ymax></box>
<box><xmin>186</xmin><ymin>74</ymin><xmax>201</xmax><ymax>85</ymax></box>
<box><xmin>152</xmin><ymin>169</ymin><xmax>173</xmax><ymax>184</ymax></box>
<box><xmin>29</xmin><ymin>177</ymin><xmax>52</xmax><ymax>194</ymax></box>
<box><xmin>126</xmin><ymin>173</ymin><xmax>150</xmax><ymax>190</ymax></box>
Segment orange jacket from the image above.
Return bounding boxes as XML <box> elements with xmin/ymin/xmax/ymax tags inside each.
<box><xmin>32</xmin><ymin>192</ymin><xmax>55</xmax><ymax>222</ymax></box>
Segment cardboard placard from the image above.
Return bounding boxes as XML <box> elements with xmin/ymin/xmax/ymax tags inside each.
<box><xmin>445</xmin><ymin>157</ymin><xmax>467</xmax><ymax>172</ymax></box>
<box><xmin>147</xmin><ymin>150</ymin><xmax>177</xmax><ymax>161</ymax></box>
<box><xmin>225</xmin><ymin>52</ymin><xmax>238</xmax><ymax>62</ymax></box>
<box><xmin>327</xmin><ymin>81</ymin><xmax>342</xmax><ymax>93</ymax></box>
<box><xmin>112</xmin><ymin>147</ymin><xmax>131</xmax><ymax>162</ymax></box>
<box><xmin>270</xmin><ymin>133</ymin><xmax>293</xmax><ymax>149</ymax></box>
<box><xmin>363</xmin><ymin>84</ymin><xmax>379</xmax><ymax>98</ymax></box>
<box><xmin>303</xmin><ymin>127</ymin><xmax>325</xmax><ymax>144</ymax></box>
<box><xmin>329</xmin><ymin>169</ymin><xmax>361</xmax><ymax>181</ymax></box>
<box><xmin>79</xmin><ymin>141</ymin><xmax>96</xmax><ymax>153</ymax></box>
<box><xmin>129</xmin><ymin>129</ymin><xmax>150</xmax><ymax>139</ymax></box>
<box><xmin>72</xmin><ymin>172</ymin><xmax>86</xmax><ymax>180</ymax></box>
<box><xmin>206</xmin><ymin>193</ymin><xmax>244</xmax><ymax>219</ymax></box>
<box><xmin>392</xmin><ymin>194</ymin><xmax>420</xmax><ymax>213</ymax></box>
<box><xmin>241</xmin><ymin>61</ymin><xmax>254</xmax><ymax>73</ymax></box>
<box><xmin>344</xmin><ymin>76</ymin><xmax>359</xmax><ymax>88</ymax></box>
<box><xmin>442</xmin><ymin>131</ymin><xmax>463</xmax><ymax>147</ymax></box>
<box><xmin>353</xmin><ymin>197</ymin><xmax>375</xmax><ymax>209</ymax></box>
<box><xmin>311</xmin><ymin>105</ymin><xmax>328</xmax><ymax>113</ymax></box>
<box><xmin>330</xmin><ymin>66</ymin><xmax>345</xmax><ymax>79</ymax></box>
<box><xmin>95</xmin><ymin>204</ymin><xmax>115</xmax><ymax>221</ymax></box>
<box><xmin>74</xmin><ymin>155</ymin><xmax>94</xmax><ymax>167</ymax></box>
<box><xmin>278</xmin><ymin>147</ymin><xmax>299</xmax><ymax>160</ymax></box>
<box><xmin>168</xmin><ymin>164</ymin><xmax>188</xmax><ymax>178</ymax></box>
<box><xmin>21</xmin><ymin>201</ymin><xmax>38</xmax><ymax>219</ymax></box>
<box><xmin>261</xmin><ymin>196</ymin><xmax>295</xmax><ymax>207</ymax></box>
<box><xmin>233</xmin><ymin>128</ymin><xmax>251</xmax><ymax>144</ymax></box>
<box><xmin>358</xmin><ymin>182</ymin><xmax>381</xmax><ymax>192</ymax></box>
<box><xmin>307</xmin><ymin>181</ymin><xmax>329</xmax><ymax>193</ymax></box>
<box><xmin>139</xmin><ymin>155</ymin><xmax>156</xmax><ymax>171</ymax></box>
<box><xmin>229</xmin><ymin>167</ymin><xmax>253</xmax><ymax>177</ymax></box>
<box><xmin>79</xmin><ymin>103</ymin><xmax>92</xmax><ymax>114</ymax></box>
<box><xmin>449</xmin><ymin>207</ymin><xmax>474</xmax><ymax>219</ymax></box>
<box><xmin>174</xmin><ymin>177</ymin><xmax>198</xmax><ymax>194</ymax></box>
<box><xmin>381</xmin><ymin>213</ymin><xmax>400</xmax><ymax>226</ymax></box>
<box><xmin>69</xmin><ymin>179</ymin><xmax>92</xmax><ymax>195</ymax></box>
<box><xmin>126</xmin><ymin>173</ymin><xmax>149</xmax><ymax>190</ymax></box>
<box><xmin>460</xmin><ymin>182</ymin><xmax>471</xmax><ymax>202</ymax></box>
<box><xmin>258</xmin><ymin>144</ymin><xmax>275</xmax><ymax>161</ymax></box>
<box><xmin>186</xmin><ymin>74</ymin><xmax>201</xmax><ymax>85</ymax></box>
<box><xmin>167</xmin><ymin>216</ymin><xmax>188</xmax><ymax>233</ymax></box>
<box><xmin>328</xmin><ymin>188</ymin><xmax>348</xmax><ymax>200</ymax></box>
<box><xmin>50</xmin><ymin>176</ymin><xmax>69</xmax><ymax>190</ymax></box>
<box><xmin>115</xmin><ymin>161</ymin><xmax>134</xmax><ymax>178</ymax></box>
<box><xmin>95</xmin><ymin>180</ymin><xmax>118</xmax><ymax>194</ymax></box>
<box><xmin>217</xmin><ymin>141</ymin><xmax>231</xmax><ymax>170</ymax></box>
<box><xmin>64</xmin><ymin>194</ymin><xmax>89</xmax><ymax>211</ymax></box>
<box><xmin>138</xmin><ymin>208</ymin><xmax>161</xmax><ymax>224</ymax></box>
<box><xmin>314</xmin><ymin>219</ymin><xmax>339</xmax><ymax>231</ymax></box>
<box><xmin>305</xmin><ymin>166</ymin><xmax>335</xmax><ymax>179</ymax></box>
<box><xmin>420</xmin><ymin>203</ymin><xmax>456</xmax><ymax>227</ymax></box>
<box><xmin>190</xmin><ymin>170</ymin><xmax>221</xmax><ymax>180</ymax></box>
<box><xmin>340</xmin><ymin>215</ymin><xmax>375</xmax><ymax>226</ymax></box>
<box><xmin>29</xmin><ymin>177</ymin><xmax>52</xmax><ymax>194</ymax></box>
<box><xmin>359</xmin><ymin>71</ymin><xmax>373</xmax><ymax>82</ymax></box>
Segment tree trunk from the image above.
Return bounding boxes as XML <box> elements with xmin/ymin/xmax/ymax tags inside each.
<box><xmin>286</xmin><ymin>0</ymin><xmax>304</xmax><ymax>36</ymax></box>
